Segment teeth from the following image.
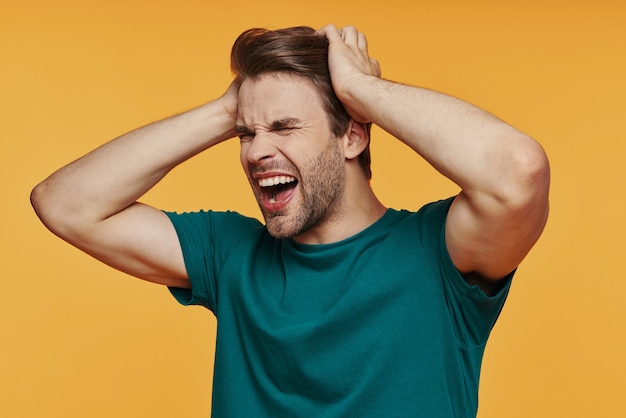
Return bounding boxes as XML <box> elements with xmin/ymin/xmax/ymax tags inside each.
<box><xmin>258</xmin><ymin>176</ymin><xmax>296</xmax><ymax>188</ymax></box>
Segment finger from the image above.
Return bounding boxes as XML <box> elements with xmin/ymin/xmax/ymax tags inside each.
<box><xmin>357</xmin><ymin>32</ymin><xmax>368</xmax><ymax>52</ymax></box>
<box><xmin>370</xmin><ymin>58</ymin><xmax>382</xmax><ymax>77</ymax></box>
<box><xmin>340</xmin><ymin>25</ymin><xmax>358</xmax><ymax>45</ymax></box>
<box><xmin>315</xmin><ymin>24</ymin><xmax>341</xmax><ymax>42</ymax></box>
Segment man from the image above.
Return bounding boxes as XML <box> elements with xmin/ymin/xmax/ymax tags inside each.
<box><xmin>31</xmin><ymin>25</ymin><xmax>550</xmax><ymax>417</ymax></box>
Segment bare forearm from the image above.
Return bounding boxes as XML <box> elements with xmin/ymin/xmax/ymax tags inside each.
<box><xmin>352</xmin><ymin>77</ymin><xmax>547</xmax><ymax>202</ymax></box>
<box><xmin>320</xmin><ymin>24</ymin><xmax>549</xmax><ymax>282</ymax></box>
<box><xmin>319</xmin><ymin>24</ymin><xmax>547</xmax><ymax>202</ymax></box>
<box><xmin>32</xmin><ymin>97</ymin><xmax>235</xmax><ymax>231</ymax></box>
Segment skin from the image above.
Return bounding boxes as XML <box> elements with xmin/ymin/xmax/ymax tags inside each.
<box><xmin>318</xmin><ymin>24</ymin><xmax>550</xmax><ymax>293</ymax></box>
<box><xmin>31</xmin><ymin>25</ymin><xmax>549</xmax><ymax>295</ymax></box>
<box><xmin>236</xmin><ymin>73</ymin><xmax>351</xmax><ymax>241</ymax></box>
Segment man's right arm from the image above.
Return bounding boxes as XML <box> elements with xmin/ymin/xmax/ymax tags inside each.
<box><xmin>30</xmin><ymin>81</ymin><xmax>240</xmax><ymax>288</ymax></box>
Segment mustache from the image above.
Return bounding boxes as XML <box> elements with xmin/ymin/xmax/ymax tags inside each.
<box><xmin>248</xmin><ymin>161</ymin><xmax>298</xmax><ymax>177</ymax></box>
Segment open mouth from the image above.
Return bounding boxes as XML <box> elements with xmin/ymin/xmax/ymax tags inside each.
<box><xmin>258</xmin><ymin>175</ymin><xmax>298</xmax><ymax>207</ymax></box>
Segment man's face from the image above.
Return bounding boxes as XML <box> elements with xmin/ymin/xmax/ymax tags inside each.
<box><xmin>236</xmin><ymin>73</ymin><xmax>346</xmax><ymax>240</ymax></box>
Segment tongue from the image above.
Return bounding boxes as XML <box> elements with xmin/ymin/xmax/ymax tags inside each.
<box><xmin>272</xmin><ymin>187</ymin><xmax>293</xmax><ymax>203</ymax></box>
<box><xmin>268</xmin><ymin>184</ymin><xmax>296</xmax><ymax>204</ymax></box>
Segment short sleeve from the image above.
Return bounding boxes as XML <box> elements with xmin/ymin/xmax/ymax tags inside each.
<box><xmin>417</xmin><ymin>198</ymin><xmax>513</xmax><ymax>348</ymax></box>
<box><xmin>164</xmin><ymin>210</ymin><xmax>264</xmax><ymax>312</ymax></box>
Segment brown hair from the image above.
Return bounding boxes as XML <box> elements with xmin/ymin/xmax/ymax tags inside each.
<box><xmin>231</xmin><ymin>26</ymin><xmax>372</xmax><ymax>179</ymax></box>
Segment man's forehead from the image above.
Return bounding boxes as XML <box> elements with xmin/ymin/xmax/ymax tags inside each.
<box><xmin>237</xmin><ymin>73</ymin><xmax>325</xmax><ymax>124</ymax></box>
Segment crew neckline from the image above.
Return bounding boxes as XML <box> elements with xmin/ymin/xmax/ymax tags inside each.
<box><xmin>286</xmin><ymin>208</ymin><xmax>400</xmax><ymax>252</ymax></box>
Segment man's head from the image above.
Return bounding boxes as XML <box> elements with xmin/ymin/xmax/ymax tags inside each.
<box><xmin>230</xmin><ymin>26</ymin><xmax>372</xmax><ymax>179</ymax></box>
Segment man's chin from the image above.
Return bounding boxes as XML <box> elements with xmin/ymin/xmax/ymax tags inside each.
<box><xmin>263</xmin><ymin>216</ymin><xmax>301</xmax><ymax>240</ymax></box>
<box><xmin>265</xmin><ymin>227</ymin><xmax>295</xmax><ymax>240</ymax></box>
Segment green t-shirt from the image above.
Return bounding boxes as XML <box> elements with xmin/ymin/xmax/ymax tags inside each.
<box><xmin>166</xmin><ymin>198</ymin><xmax>511</xmax><ymax>417</ymax></box>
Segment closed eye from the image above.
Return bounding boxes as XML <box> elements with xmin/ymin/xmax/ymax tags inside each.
<box><xmin>235</xmin><ymin>118</ymin><xmax>302</xmax><ymax>142</ymax></box>
<box><xmin>238</xmin><ymin>133</ymin><xmax>255</xmax><ymax>142</ymax></box>
<box><xmin>271</xmin><ymin>118</ymin><xmax>302</xmax><ymax>136</ymax></box>
<box><xmin>273</xmin><ymin>127</ymin><xmax>296</xmax><ymax>136</ymax></box>
<box><xmin>235</xmin><ymin>124</ymin><xmax>255</xmax><ymax>142</ymax></box>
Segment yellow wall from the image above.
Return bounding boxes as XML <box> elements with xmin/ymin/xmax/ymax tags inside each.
<box><xmin>2</xmin><ymin>0</ymin><xmax>625</xmax><ymax>416</ymax></box>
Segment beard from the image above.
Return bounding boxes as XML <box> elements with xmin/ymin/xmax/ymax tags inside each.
<box><xmin>256</xmin><ymin>137</ymin><xmax>345</xmax><ymax>239</ymax></box>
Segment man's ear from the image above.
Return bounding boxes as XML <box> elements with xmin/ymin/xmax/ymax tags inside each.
<box><xmin>342</xmin><ymin>120</ymin><xmax>370</xmax><ymax>160</ymax></box>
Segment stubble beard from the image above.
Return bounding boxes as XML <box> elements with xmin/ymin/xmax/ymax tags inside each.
<box><xmin>261</xmin><ymin>138</ymin><xmax>345</xmax><ymax>239</ymax></box>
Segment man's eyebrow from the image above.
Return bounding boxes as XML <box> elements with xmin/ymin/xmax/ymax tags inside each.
<box><xmin>270</xmin><ymin>117</ymin><xmax>302</xmax><ymax>130</ymax></box>
<box><xmin>234</xmin><ymin>124</ymin><xmax>254</xmax><ymax>135</ymax></box>
<box><xmin>234</xmin><ymin>118</ymin><xmax>303</xmax><ymax>135</ymax></box>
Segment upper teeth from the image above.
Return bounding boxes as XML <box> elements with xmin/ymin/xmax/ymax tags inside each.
<box><xmin>258</xmin><ymin>176</ymin><xmax>296</xmax><ymax>188</ymax></box>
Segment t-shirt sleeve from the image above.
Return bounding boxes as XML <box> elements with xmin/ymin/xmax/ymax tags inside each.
<box><xmin>417</xmin><ymin>198</ymin><xmax>513</xmax><ymax>349</ymax></box>
<box><xmin>163</xmin><ymin>210</ymin><xmax>264</xmax><ymax>313</ymax></box>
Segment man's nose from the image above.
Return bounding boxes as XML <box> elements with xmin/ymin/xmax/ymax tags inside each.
<box><xmin>246</xmin><ymin>133</ymin><xmax>278</xmax><ymax>163</ymax></box>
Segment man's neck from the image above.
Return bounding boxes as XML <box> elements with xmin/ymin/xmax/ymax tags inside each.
<box><xmin>292</xmin><ymin>181</ymin><xmax>386</xmax><ymax>245</ymax></box>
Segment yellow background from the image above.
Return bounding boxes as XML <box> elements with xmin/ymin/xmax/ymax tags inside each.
<box><xmin>2</xmin><ymin>0</ymin><xmax>625</xmax><ymax>416</ymax></box>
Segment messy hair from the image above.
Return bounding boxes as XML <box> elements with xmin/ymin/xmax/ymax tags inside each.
<box><xmin>231</xmin><ymin>26</ymin><xmax>372</xmax><ymax>179</ymax></box>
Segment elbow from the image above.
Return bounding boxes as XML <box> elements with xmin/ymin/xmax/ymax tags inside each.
<box><xmin>506</xmin><ymin>136</ymin><xmax>551</xmax><ymax>210</ymax></box>
<box><xmin>31</xmin><ymin>180</ymin><xmax>47</xmax><ymax>220</ymax></box>
<box><xmin>31</xmin><ymin>180</ymin><xmax>56</xmax><ymax>231</ymax></box>
<box><xmin>520</xmin><ymin>138</ymin><xmax>550</xmax><ymax>196</ymax></box>
<box><xmin>31</xmin><ymin>178</ymin><xmax>71</xmax><ymax>238</ymax></box>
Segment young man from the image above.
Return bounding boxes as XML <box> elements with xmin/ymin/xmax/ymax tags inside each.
<box><xmin>31</xmin><ymin>25</ymin><xmax>550</xmax><ymax>417</ymax></box>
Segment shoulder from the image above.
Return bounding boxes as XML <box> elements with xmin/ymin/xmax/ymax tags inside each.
<box><xmin>388</xmin><ymin>197</ymin><xmax>455</xmax><ymax>240</ymax></box>
<box><xmin>165</xmin><ymin>209</ymin><xmax>263</xmax><ymax>230</ymax></box>
<box><xmin>165</xmin><ymin>210</ymin><xmax>267</xmax><ymax>249</ymax></box>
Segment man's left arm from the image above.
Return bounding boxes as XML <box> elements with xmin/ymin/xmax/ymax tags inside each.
<box><xmin>319</xmin><ymin>25</ymin><xmax>550</xmax><ymax>294</ymax></box>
